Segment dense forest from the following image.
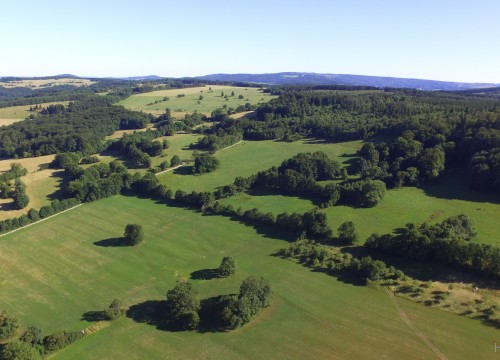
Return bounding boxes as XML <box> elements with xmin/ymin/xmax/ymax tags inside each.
<box><xmin>199</xmin><ymin>88</ymin><xmax>500</xmax><ymax>193</ymax></box>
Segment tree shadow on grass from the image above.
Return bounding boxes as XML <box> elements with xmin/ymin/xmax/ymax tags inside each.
<box><xmin>271</xmin><ymin>251</ymin><xmax>366</xmax><ymax>287</ymax></box>
<box><xmin>81</xmin><ymin>310</ymin><xmax>107</xmax><ymax>322</ymax></box>
<box><xmin>190</xmin><ymin>268</ymin><xmax>220</xmax><ymax>280</ymax></box>
<box><xmin>422</xmin><ymin>167</ymin><xmax>500</xmax><ymax>204</ymax></box>
<box><xmin>94</xmin><ymin>237</ymin><xmax>128</xmax><ymax>247</ymax></box>
<box><xmin>173</xmin><ymin>165</ymin><xmax>193</xmax><ymax>176</ymax></box>
<box><xmin>126</xmin><ymin>298</ymin><xmax>231</xmax><ymax>333</ymax></box>
<box><xmin>47</xmin><ymin>170</ymin><xmax>68</xmax><ymax>201</ymax></box>
<box><xmin>198</xmin><ymin>295</ymin><xmax>233</xmax><ymax>333</ymax></box>
<box><xmin>126</xmin><ymin>300</ymin><xmax>168</xmax><ymax>331</ymax></box>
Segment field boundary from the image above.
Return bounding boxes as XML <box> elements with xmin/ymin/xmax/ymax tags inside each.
<box><xmin>218</xmin><ymin>139</ymin><xmax>243</xmax><ymax>151</ymax></box>
<box><xmin>386</xmin><ymin>287</ymin><xmax>448</xmax><ymax>360</ymax></box>
<box><xmin>0</xmin><ymin>204</ymin><xmax>83</xmax><ymax>239</ymax></box>
<box><xmin>155</xmin><ymin>163</ymin><xmax>186</xmax><ymax>176</ymax></box>
<box><xmin>155</xmin><ymin>140</ymin><xmax>243</xmax><ymax>177</ymax></box>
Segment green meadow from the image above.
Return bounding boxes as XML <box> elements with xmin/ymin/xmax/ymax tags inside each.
<box><xmin>116</xmin><ymin>85</ymin><xmax>277</xmax><ymax>118</ymax></box>
<box><xmin>157</xmin><ymin>139</ymin><xmax>363</xmax><ymax>192</ymax></box>
<box><xmin>0</xmin><ymin>195</ymin><xmax>496</xmax><ymax>360</ymax></box>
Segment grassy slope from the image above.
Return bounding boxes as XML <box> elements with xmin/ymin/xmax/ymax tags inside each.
<box><xmin>116</xmin><ymin>85</ymin><xmax>277</xmax><ymax>118</ymax></box>
<box><xmin>0</xmin><ymin>195</ymin><xmax>496</xmax><ymax>360</ymax></box>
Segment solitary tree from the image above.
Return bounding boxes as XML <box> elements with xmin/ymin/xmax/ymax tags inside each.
<box><xmin>105</xmin><ymin>299</ymin><xmax>125</xmax><ymax>320</ymax></box>
<box><xmin>170</xmin><ymin>155</ymin><xmax>182</xmax><ymax>167</ymax></box>
<box><xmin>124</xmin><ymin>224</ymin><xmax>144</xmax><ymax>246</ymax></box>
<box><xmin>219</xmin><ymin>256</ymin><xmax>236</xmax><ymax>277</ymax></box>
<box><xmin>337</xmin><ymin>221</ymin><xmax>359</xmax><ymax>245</ymax></box>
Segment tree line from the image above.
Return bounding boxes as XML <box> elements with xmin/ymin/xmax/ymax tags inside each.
<box><xmin>365</xmin><ymin>214</ymin><xmax>500</xmax><ymax>279</ymax></box>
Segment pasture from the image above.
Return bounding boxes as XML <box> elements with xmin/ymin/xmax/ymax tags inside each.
<box><xmin>0</xmin><ymin>101</ymin><xmax>69</xmax><ymax>125</ymax></box>
<box><xmin>0</xmin><ymin>195</ymin><xmax>496</xmax><ymax>360</ymax></box>
<box><xmin>0</xmin><ymin>155</ymin><xmax>61</xmax><ymax>220</ymax></box>
<box><xmin>116</xmin><ymin>85</ymin><xmax>277</xmax><ymax>118</ymax></box>
<box><xmin>157</xmin><ymin>139</ymin><xmax>363</xmax><ymax>192</ymax></box>
<box><xmin>222</xmin><ymin>179</ymin><xmax>500</xmax><ymax>246</ymax></box>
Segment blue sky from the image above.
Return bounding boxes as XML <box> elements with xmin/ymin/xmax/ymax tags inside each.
<box><xmin>2</xmin><ymin>0</ymin><xmax>499</xmax><ymax>83</ymax></box>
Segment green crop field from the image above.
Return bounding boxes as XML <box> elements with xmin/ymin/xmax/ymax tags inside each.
<box><xmin>116</xmin><ymin>85</ymin><xmax>277</xmax><ymax>118</ymax></box>
<box><xmin>0</xmin><ymin>195</ymin><xmax>496</xmax><ymax>360</ymax></box>
<box><xmin>158</xmin><ymin>138</ymin><xmax>363</xmax><ymax>192</ymax></box>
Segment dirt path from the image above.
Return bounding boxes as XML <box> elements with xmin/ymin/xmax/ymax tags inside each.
<box><xmin>386</xmin><ymin>288</ymin><xmax>448</xmax><ymax>360</ymax></box>
<box><xmin>218</xmin><ymin>139</ymin><xmax>243</xmax><ymax>151</ymax></box>
<box><xmin>155</xmin><ymin>163</ymin><xmax>186</xmax><ymax>176</ymax></box>
<box><xmin>154</xmin><ymin>140</ymin><xmax>243</xmax><ymax>177</ymax></box>
<box><xmin>0</xmin><ymin>204</ymin><xmax>82</xmax><ymax>239</ymax></box>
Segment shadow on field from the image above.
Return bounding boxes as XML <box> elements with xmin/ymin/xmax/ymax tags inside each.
<box><xmin>94</xmin><ymin>237</ymin><xmax>128</xmax><ymax>247</ymax></box>
<box><xmin>173</xmin><ymin>165</ymin><xmax>193</xmax><ymax>176</ymax></box>
<box><xmin>81</xmin><ymin>310</ymin><xmax>108</xmax><ymax>322</ymax></box>
<box><xmin>190</xmin><ymin>268</ymin><xmax>220</xmax><ymax>280</ymax></box>
<box><xmin>340</xmin><ymin>245</ymin><xmax>500</xmax><ymax>291</ymax></box>
<box><xmin>126</xmin><ymin>300</ymin><xmax>167</xmax><ymax>330</ymax></box>
<box><xmin>271</xmin><ymin>251</ymin><xmax>366</xmax><ymax>287</ymax></box>
<box><xmin>125</xmin><ymin>297</ymin><xmax>232</xmax><ymax>333</ymax></box>
<box><xmin>246</xmin><ymin>187</ymin><xmax>320</xmax><ymax>206</ymax></box>
<box><xmin>198</xmin><ymin>295</ymin><xmax>233</xmax><ymax>333</ymax></box>
<box><xmin>423</xmin><ymin>168</ymin><xmax>500</xmax><ymax>204</ymax></box>
<box><xmin>47</xmin><ymin>170</ymin><xmax>68</xmax><ymax>201</ymax></box>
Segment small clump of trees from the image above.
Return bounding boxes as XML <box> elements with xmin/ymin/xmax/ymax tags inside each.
<box><xmin>165</xmin><ymin>281</ymin><xmax>200</xmax><ymax>331</ymax></box>
<box><xmin>193</xmin><ymin>153</ymin><xmax>220</xmax><ymax>174</ymax></box>
<box><xmin>124</xmin><ymin>224</ymin><xmax>144</xmax><ymax>246</ymax></box>
<box><xmin>220</xmin><ymin>276</ymin><xmax>273</xmax><ymax>329</ymax></box>
<box><xmin>0</xmin><ymin>311</ymin><xmax>18</xmax><ymax>340</ymax></box>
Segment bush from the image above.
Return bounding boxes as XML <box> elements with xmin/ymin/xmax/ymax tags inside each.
<box><xmin>124</xmin><ymin>224</ymin><xmax>144</xmax><ymax>246</ymax></box>
<box><xmin>0</xmin><ymin>340</ymin><xmax>42</xmax><ymax>360</ymax></box>
<box><xmin>105</xmin><ymin>299</ymin><xmax>125</xmax><ymax>320</ymax></box>
<box><xmin>0</xmin><ymin>311</ymin><xmax>18</xmax><ymax>340</ymax></box>
<box><xmin>193</xmin><ymin>154</ymin><xmax>220</xmax><ymax>174</ymax></box>
<box><xmin>219</xmin><ymin>257</ymin><xmax>236</xmax><ymax>277</ymax></box>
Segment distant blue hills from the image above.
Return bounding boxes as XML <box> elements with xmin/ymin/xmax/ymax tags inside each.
<box><xmin>2</xmin><ymin>73</ymin><xmax>498</xmax><ymax>91</ymax></box>
<box><xmin>194</xmin><ymin>72</ymin><xmax>499</xmax><ymax>91</ymax></box>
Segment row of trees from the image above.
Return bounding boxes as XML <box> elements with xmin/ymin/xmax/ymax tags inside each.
<box><xmin>277</xmin><ymin>240</ymin><xmax>402</xmax><ymax>284</ymax></box>
<box><xmin>365</xmin><ymin>215</ymin><xmax>499</xmax><ymax>278</ymax></box>
<box><xmin>0</xmin><ymin>316</ymin><xmax>84</xmax><ymax>360</ymax></box>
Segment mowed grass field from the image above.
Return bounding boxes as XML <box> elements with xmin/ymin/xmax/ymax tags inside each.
<box><xmin>0</xmin><ymin>101</ymin><xmax>70</xmax><ymax>126</ymax></box>
<box><xmin>0</xmin><ymin>195</ymin><xmax>497</xmax><ymax>360</ymax></box>
<box><xmin>158</xmin><ymin>139</ymin><xmax>363</xmax><ymax>193</ymax></box>
<box><xmin>222</xmin><ymin>180</ymin><xmax>500</xmax><ymax>246</ymax></box>
<box><xmin>116</xmin><ymin>85</ymin><xmax>277</xmax><ymax>118</ymax></box>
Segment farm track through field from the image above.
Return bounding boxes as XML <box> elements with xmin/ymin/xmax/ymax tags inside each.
<box><xmin>155</xmin><ymin>140</ymin><xmax>243</xmax><ymax>177</ymax></box>
<box><xmin>0</xmin><ymin>204</ymin><xmax>82</xmax><ymax>239</ymax></box>
<box><xmin>386</xmin><ymin>287</ymin><xmax>448</xmax><ymax>360</ymax></box>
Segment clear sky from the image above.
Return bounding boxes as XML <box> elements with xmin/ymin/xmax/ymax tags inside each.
<box><xmin>2</xmin><ymin>0</ymin><xmax>499</xmax><ymax>83</ymax></box>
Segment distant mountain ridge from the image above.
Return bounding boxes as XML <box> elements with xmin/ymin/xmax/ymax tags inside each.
<box><xmin>195</xmin><ymin>72</ymin><xmax>498</xmax><ymax>91</ymax></box>
<box><xmin>2</xmin><ymin>73</ymin><xmax>498</xmax><ymax>91</ymax></box>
